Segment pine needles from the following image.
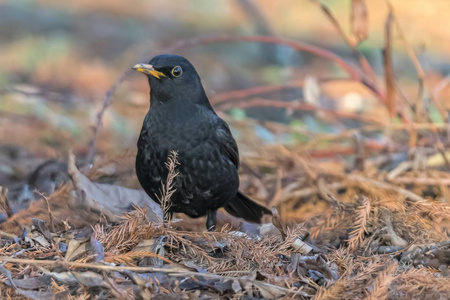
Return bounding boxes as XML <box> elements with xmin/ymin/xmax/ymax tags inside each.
<box><xmin>156</xmin><ymin>150</ymin><xmax>180</xmax><ymax>224</ymax></box>
<box><xmin>348</xmin><ymin>196</ymin><xmax>371</xmax><ymax>250</ymax></box>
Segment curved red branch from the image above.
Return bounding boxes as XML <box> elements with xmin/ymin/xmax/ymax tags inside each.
<box><xmin>218</xmin><ymin>98</ymin><xmax>386</xmax><ymax>125</ymax></box>
<box><xmin>212</xmin><ymin>82</ymin><xmax>303</xmax><ymax>105</ymax></box>
<box><xmin>166</xmin><ymin>35</ymin><xmax>384</xmax><ymax>99</ymax></box>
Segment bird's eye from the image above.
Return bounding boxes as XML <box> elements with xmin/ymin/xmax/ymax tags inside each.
<box><xmin>171</xmin><ymin>66</ymin><xmax>183</xmax><ymax>77</ymax></box>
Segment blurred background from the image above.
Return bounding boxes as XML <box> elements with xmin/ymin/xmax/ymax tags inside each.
<box><xmin>1</xmin><ymin>0</ymin><xmax>450</xmax><ymax>222</ymax></box>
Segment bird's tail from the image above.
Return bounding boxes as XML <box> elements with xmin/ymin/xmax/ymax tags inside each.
<box><xmin>224</xmin><ymin>191</ymin><xmax>272</xmax><ymax>223</ymax></box>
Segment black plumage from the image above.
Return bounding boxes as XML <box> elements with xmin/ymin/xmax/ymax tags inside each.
<box><xmin>133</xmin><ymin>54</ymin><xmax>271</xmax><ymax>230</ymax></box>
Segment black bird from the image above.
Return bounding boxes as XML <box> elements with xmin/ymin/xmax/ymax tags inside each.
<box><xmin>133</xmin><ymin>54</ymin><xmax>271</xmax><ymax>231</ymax></box>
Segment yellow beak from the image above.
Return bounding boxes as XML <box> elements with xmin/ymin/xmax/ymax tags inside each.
<box><xmin>132</xmin><ymin>63</ymin><xmax>166</xmax><ymax>79</ymax></box>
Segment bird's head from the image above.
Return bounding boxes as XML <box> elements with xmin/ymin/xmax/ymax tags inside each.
<box><xmin>133</xmin><ymin>54</ymin><xmax>210</xmax><ymax>107</ymax></box>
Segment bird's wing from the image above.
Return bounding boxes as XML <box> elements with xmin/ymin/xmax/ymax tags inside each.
<box><xmin>216</xmin><ymin>119</ymin><xmax>239</xmax><ymax>169</ymax></box>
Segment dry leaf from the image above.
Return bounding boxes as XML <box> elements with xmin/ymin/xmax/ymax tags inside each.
<box><xmin>68</xmin><ymin>153</ymin><xmax>163</xmax><ymax>223</ymax></box>
<box><xmin>65</xmin><ymin>238</ymin><xmax>90</xmax><ymax>261</ymax></box>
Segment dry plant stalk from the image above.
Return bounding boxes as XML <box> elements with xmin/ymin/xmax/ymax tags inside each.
<box><xmin>350</xmin><ymin>0</ymin><xmax>369</xmax><ymax>45</ymax></box>
<box><xmin>105</xmin><ymin>250</ymin><xmax>172</xmax><ymax>266</ymax></box>
<box><xmin>157</xmin><ymin>150</ymin><xmax>180</xmax><ymax>224</ymax></box>
<box><xmin>383</xmin><ymin>7</ymin><xmax>395</xmax><ymax>118</ymax></box>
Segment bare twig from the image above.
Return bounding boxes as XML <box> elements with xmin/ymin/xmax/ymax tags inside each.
<box><xmin>279</xmin><ymin>182</ymin><xmax>346</xmax><ymax>205</ymax></box>
<box><xmin>220</xmin><ymin>98</ymin><xmax>386</xmax><ymax>125</ymax></box>
<box><xmin>383</xmin><ymin>7</ymin><xmax>396</xmax><ymax>118</ymax></box>
<box><xmin>236</xmin><ymin>0</ymin><xmax>275</xmax><ymax>36</ymax></box>
<box><xmin>85</xmin><ymin>70</ymin><xmax>133</xmax><ymax>168</ymax></box>
<box><xmin>212</xmin><ymin>81</ymin><xmax>302</xmax><ymax>105</ymax></box>
<box><xmin>382</xmin><ymin>211</ymin><xmax>408</xmax><ymax>247</ymax></box>
<box><xmin>386</xmin><ymin>1</ymin><xmax>450</xmax><ymax>168</ymax></box>
<box><xmin>0</xmin><ymin>230</ymin><xmax>16</xmax><ymax>239</ymax></box>
<box><xmin>0</xmin><ymin>256</ymin><xmax>188</xmax><ymax>273</ymax></box>
<box><xmin>347</xmin><ymin>174</ymin><xmax>425</xmax><ymax>202</ymax></box>
<box><xmin>392</xmin><ymin>177</ymin><xmax>450</xmax><ymax>186</ymax></box>
<box><xmin>386</xmin><ymin>161</ymin><xmax>412</xmax><ymax>181</ymax></box>
<box><xmin>352</xmin><ymin>133</ymin><xmax>366</xmax><ymax>171</ymax></box>
<box><xmin>388</xmin><ymin>1</ymin><xmax>447</xmax><ymax>122</ymax></box>
<box><xmin>35</xmin><ymin>190</ymin><xmax>56</xmax><ymax>232</ymax></box>
<box><xmin>311</xmin><ymin>0</ymin><xmax>378</xmax><ymax>85</ymax></box>
<box><xmin>433</xmin><ymin>75</ymin><xmax>450</xmax><ymax>100</ymax></box>
<box><xmin>166</xmin><ymin>35</ymin><xmax>383</xmax><ymax>98</ymax></box>
<box><xmin>350</xmin><ymin>0</ymin><xmax>369</xmax><ymax>45</ymax></box>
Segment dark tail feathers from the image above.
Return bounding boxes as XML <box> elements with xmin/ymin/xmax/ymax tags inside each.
<box><xmin>224</xmin><ymin>191</ymin><xmax>272</xmax><ymax>223</ymax></box>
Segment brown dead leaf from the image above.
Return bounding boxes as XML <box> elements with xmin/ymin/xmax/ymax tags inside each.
<box><xmin>71</xmin><ymin>271</ymin><xmax>108</xmax><ymax>288</ymax></box>
<box><xmin>252</xmin><ymin>280</ymin><xmax>289</xmax><ymax>299</ymax></box>
<box><xmin>65</xmin><ymin>238</ymin><xmax>90</xmax><ymax>262</ymax></box>
<box><xmin>68</xmin><ymin>153</ymin><xmax>163</xmax><ymax>223</ymax></box>
<box><xmin>5</xmin><ymin>275</ymin><xmax>52</xmax><ymax>290</ymax></box>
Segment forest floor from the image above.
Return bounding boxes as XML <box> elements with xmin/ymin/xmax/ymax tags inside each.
<box><xmin>1</xmin><ymin>1</ymin><xmax>450</xmax><ymax>299</ymax></box>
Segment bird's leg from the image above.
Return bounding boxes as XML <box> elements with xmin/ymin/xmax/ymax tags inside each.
<box><xmin>206</xmin><ymin>210</ymin><xmax>217</xmax><ymax>231</ymax></box>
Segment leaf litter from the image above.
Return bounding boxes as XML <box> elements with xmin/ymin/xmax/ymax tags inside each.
<box><xmin>0</xmin><ymin>136</ymin><xmax>449</xmax><ymax>299</ymax></box>
<box><xmin>1</xmin><ymin>2</ymin><xmax>450</xmax><ymax>299</ymax></box>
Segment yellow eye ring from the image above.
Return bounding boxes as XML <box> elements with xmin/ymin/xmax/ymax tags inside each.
<box><xmin>171</xmin><ymin>66</ymin><xmax>183</xmax><ymax>77</ymax></box>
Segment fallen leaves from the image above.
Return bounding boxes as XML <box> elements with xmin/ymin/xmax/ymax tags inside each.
<box><xmin>68</xmin><ymin>153</ymin><xmax>163</xmax><ymax>223</ymax></box>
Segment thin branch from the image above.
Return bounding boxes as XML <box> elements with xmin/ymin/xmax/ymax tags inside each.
<box><xmin>219</xmin><ymin>97</ymin><xmax>386</xmax><ymax>125</ymax></box>
<box><xmin>392</xmin><ymin>177</ymin><xmax>450</xmax><ymax>186</ymax></box>
<box><xmin>279</xmin><ymin>182</ymin><xmax>346</xmax><ymax>205</ymax></box>
<box><xmin>386</xmin><ymin>1</ymin><xmax>450</xmax><ymax>168</ymax></box>
<box><xmin>311</xmin><ymin>0</ymin><xmax>378</xmax><ymax>85</ymax></box>
<box><xmin>383</xmin><ymin>7</ymin><xmax>395</xmax><ymax>118</ymax></box>
<box><xmin>166</xmin><ymin>35</ymin><xmax>383</xmax><ymax>98</ymax></box>
<box><xmin>0</xmin><ymin>230</ymin><xmax>16</xmax><ymax>239</ymax></box>
<box><xmin>433</xmin><ymin>75</ymin><xmax>450</xmax><ymax>99</ymax></box>
<box><xmin>0</xmin><ymin>256</ymin><xmax>187</xmax><ymax>273</ymax></box>
<box><xmin>212</xmin><ymin>81</ymin><xmax>303</xmax><ymax>105</ymax></box>
<box><xmin>388</xmin><ymin>1</ymin><xmax>447</xmax><ymax>121</ymax></box>
<box><xmin>347</xmin><ymin>174</ymin><xmax>425</xmax><ymax>202</ymax></box>
<box><xmin>85</xmin><ymin>70</ymin><xmax>133</xmax><ymax>168</ymax></box>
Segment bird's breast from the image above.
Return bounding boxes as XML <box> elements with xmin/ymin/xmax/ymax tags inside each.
<box><xmin>136</xmin><ymin>108</ymin><xmax>239</xmax><ymax>213</ymax></box>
